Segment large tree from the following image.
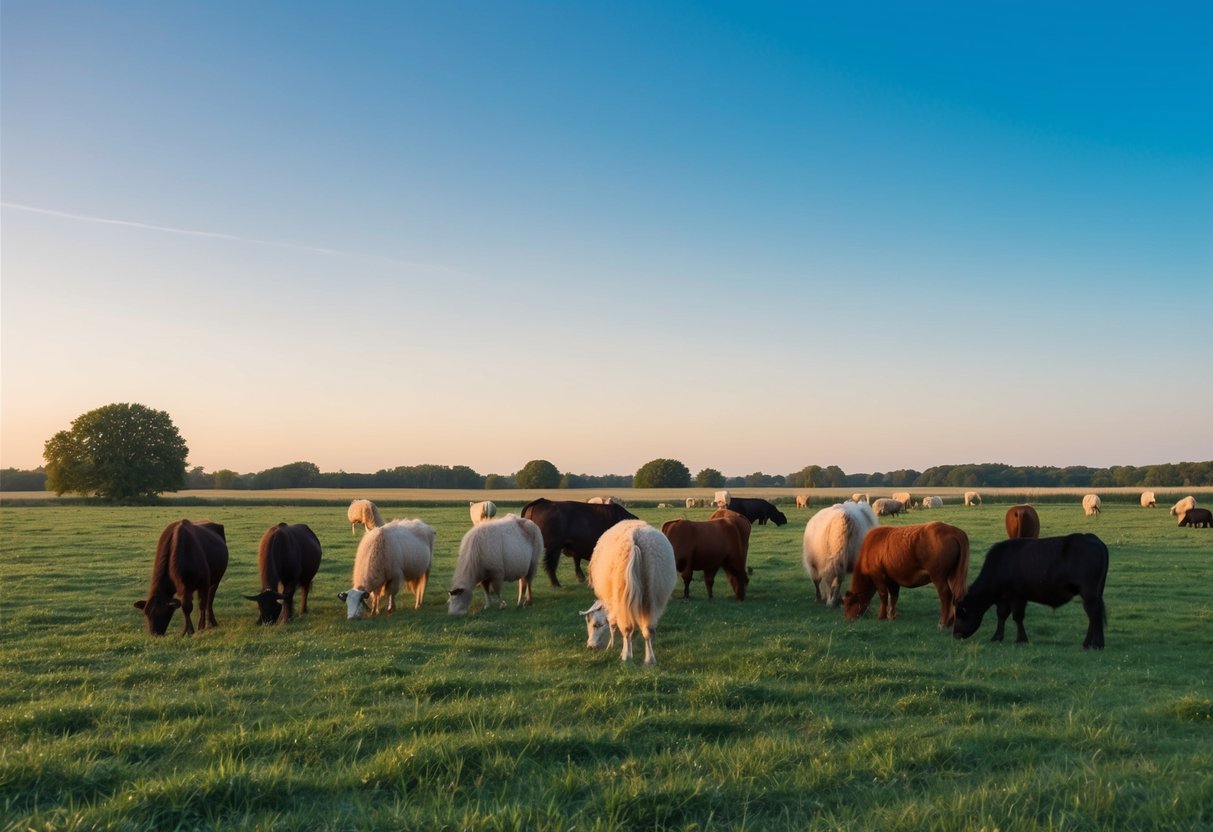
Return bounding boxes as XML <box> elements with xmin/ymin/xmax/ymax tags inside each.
<box><xmin>43</xmin><ymin>403</ymin><xmax>189</xmax><ymax>500</ymax></box>
<box><xmin>634</xmin><ymin>458</ymin><xmax>691</xmax><ymax>488</ymax></box>
<box><xmin>515</xmin><ymin>459</ymin><xmax>561</xmax><ymax>489</ymax></box>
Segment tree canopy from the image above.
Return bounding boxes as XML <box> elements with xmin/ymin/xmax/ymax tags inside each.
<box><xmin>515</xmin><ymin>459</ymin><xmax>561</xmax><ymax>489</ymax></box>
<box><xmin>634</xmin><ymin>458</ymin><xmax>691</xmax><ymax>488</ymax></box>
<box><xmin>43</xmin><ymin>403</ymin><xmax>189</xmax><ymax>500</ymax></box>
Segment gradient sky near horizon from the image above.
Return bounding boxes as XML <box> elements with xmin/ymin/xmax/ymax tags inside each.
<box><xmin>3</xmin><ymin>1</ymin><xmax>1211</xmax><ymax>479</ymax></box>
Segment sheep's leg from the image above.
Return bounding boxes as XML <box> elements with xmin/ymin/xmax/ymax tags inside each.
<box><xmin>641</xmin><ymin>623</ymin><xmax>657</xmax><ymax>666</ymax></box>
<box><xmin>415</xmin><ymin>570</ymin><xmax>429</xmax><ymax>609</ymax></box>
<box><xmin>620</xmin><ymin>625</ymin><xmax>634</xmax><ymax>662</ymax></box>
<box><xmin>492</xmin><ymin>578</ymin><xmax>506</xmax><ymax>609</ymax></box>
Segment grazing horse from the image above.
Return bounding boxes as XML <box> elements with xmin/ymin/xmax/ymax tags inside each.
<box><xmin>135</xmin><ymin>519</ymin><xmax>229</xmax><ymax>636</ymax></box>
<box><xmin>661</xmin><ymin>509</ymin><xmax>752</xmax><ymax>600</ymax></box>
<box><xmin>843</xmin><ymin>521</ymin><xmax>970</xmax><ymax>628</ymax></box>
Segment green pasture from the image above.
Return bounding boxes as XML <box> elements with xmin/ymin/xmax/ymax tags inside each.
<box><xmin>1</xmin><ymin>500</ymin><xmax>1210</xmax><ymax>831</ymax></box>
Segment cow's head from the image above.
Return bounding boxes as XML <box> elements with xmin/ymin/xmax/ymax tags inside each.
<box><xmin>447</xmin><ymin>586</ymin><xmax>472</xmax><ymax>616</ymax></box>
<box><xmin>134</xmin><ymin>596</ymin><xmax>180</xmax><ymax>635</ymax></box>
<box><xmin>770</xmin><ymin>508</ymin><xmax>788</xmax><ymax>526</ymax></box>
<box><xmin>244</xmin><ymin>589</ymin><xmax>286</xmax><ymax>624</ymax></box>
<box><xmin>727</xmin><ymin>569</ymin><xmax>750</xmax><ymax>601</ymax></box>
<box><xmin>579</xmin><ymin>601</ymin><xmax>610</xmax><ymax>649</ymax></box>
<box><xmin>951</xmin><ymin>599</ymin><xmax>984</xmax><ymax>640</ymax></box>
<box><xmin>338</xmin><ymin>589</ymin><xmax>372</xmax><ymax>619</ymax></box>
<box><xmin>842</xmin><ymin>591</ymin><xmax>870</xmax><ymax>620</ymax></box>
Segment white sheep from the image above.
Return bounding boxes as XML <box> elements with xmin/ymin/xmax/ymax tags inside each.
<box><xmin>802</xmin><ymin>501</ymin><xmax>879</xmax><ymax>607</ymax></box>
<box><xmin>922</xmin><ymin>496</ymin><xmax>943</xmax><ymax>509</ymax></box>
<box><xmin>685</xmin><ymin>497</ymin><xmax>698</xmax><ymax>509</ymax></box>
<box><xmin>872</xmin><ymin>498</ymin><xmax>906</xmax><ymax>517</ymax></box>
<box><xmin>795</xmin><ymin>495</ymin><xmax>810</xmax><ymax>509</ymax></box>
<box><xmin>714</xmin><ymin>490</ymin><xmax>731</xmax><ymax>508</ymax></box>
<box><xmin>588</xmin><ymin>496</ymin><xmax>625</xmax><ymax>506</ymax></box>
<box><xmin>447</xmin><ymin>515</ymin><xmax>541</xmax><ymax>615</ymax></box>
<box><xmin>1082</xmin><ymin>494</ymin><xmax>1102</xmax><ymax>516</ymax></box>
<box><xmin>851</xmin><ymin>493</ymin><xmax>869</xmax><ymax>504</ymax></box>
<box><xmin>1140</xmin><ymin>491</ymin><xmax>1156</xmax><ymax>508</ymax></box>
<box><xmin>469</xmin><ymin>500</ymin><xmax>497</xmax><ymax>525</ymax></box>
<box><xmin>891</xmin><ymin>491</ymin><xmax>912</xmax><ymax>508</ymax></box>
<box><xmin>1170</xmin><ymin>496</ymin><xmax>1197</xmax><ymax>517</ymax></box>
<box><xmin>339</xmin><ymin>519</ymin><xmax>434</xmax><ymax>618</ymax></box>
<box><xmin>964</xmin><ymin>491</ymin><xmax>982</xmax><ymax>506</ymax></box>
<box><xmin>581</xmin><ymin>519</ymin><xmax>676</xmax><ymax>665</ymax></box>
<box><xmin>346</xmin><ymin>499</ymin><xmax>384</xmax><ymax>535</ymax></box>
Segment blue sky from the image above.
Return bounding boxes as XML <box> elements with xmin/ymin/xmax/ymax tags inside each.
<box><xmin>3</xmin><ymin>1</ymin><xmax>1211</xmax><ymax>478</ymax></box>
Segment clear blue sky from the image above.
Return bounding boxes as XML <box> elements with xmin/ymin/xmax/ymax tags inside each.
<box><xmin>3</xmin><ymin>1</ymin><xmax>1211</xmax><ymax>478</ymax></box>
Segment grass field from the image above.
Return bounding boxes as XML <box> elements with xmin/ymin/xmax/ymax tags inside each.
<box><xmin>1</xmin><ymin>499</ymin><xmax>1211</xmax><ymax>830</ymax></box>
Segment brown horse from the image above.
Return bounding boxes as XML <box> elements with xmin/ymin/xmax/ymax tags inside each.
<box><xmin>1005</xmin><ymin>505</ymin><xmax>1040</xmax><ymax>539</ymax></box>
<box><xmin>843</xmin><ymin>521</ymin><xmax>970</xmax><ymax>628</ymax></box>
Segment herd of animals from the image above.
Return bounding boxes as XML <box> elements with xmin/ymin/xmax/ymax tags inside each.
<box><xmin>134</xmin><ymin>492</ymin><xmax>1209</xmax><ymax>665</ymax></box>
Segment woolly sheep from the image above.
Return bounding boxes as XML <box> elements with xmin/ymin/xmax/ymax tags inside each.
<box><xmin>851</xmin><ymin>493</ymin><xmax>869</xmax><ymax>504</ymax></box>
<box><xmin>1170</xmin><ymin>496</ymin><xmax>1197</xmax><ymax>517</ymax></box>
<box><xmin>469</xmin><ymin>500</ymin><xmax>497</xmax><ymax>525</ymax></box>
<box><xmin>891</xmin><ymin>492</ymin><xmax>912</xmax><ymax>508</ymax></box>
<box><xmin>1082</xmin><ymin>494</ymin><xmax>1102</xmax><ymax>517</ymax></box>
<box><xmin>714</xmin><ymin>490</ymin><xmax>731</xmax><ymax>508</ymax></box>
<box><xmin>922</xmin><ymin>496</ymin><xmax>943</xmax><ymax>509</ymax></box>
<box><xmin>447</xmin><ymin>515</ymin><xmax>541</xmax><ymax>615</ymax></box>
<box><xmin>588</xmin><ymin>496</ymin><xmax>625</xmax><ymax>506</ymax></box>
<box><xmin>339</xmin><ymin>519</ymin><xmax>434</xmax><ymax>618</ymax></box>
<box><xmin>580</xmin><ymin>519</ymin><xmax>677</xmax><ymax>665</ymax></box>
<box><xmin>347</xmin><ymin>499</ymin><xmax>384</xmax><ymax>535</ymax></box>
<box><xmin>686</xmin><ymin>497</ymin><xmax>698</xmax><ymax>509</ymax></box>
<box><xmin>1140</xmin><ymin>491</ymin><xmax>1156</xmax><ymax>508</ymax></box>
<box><xmin>872</xmin><ymin>498</ymin><xmax>906</xmax><ymax>517</ymax></box>
<box><xmin>796</xmin><ymin>495</ymin><xmax>810</xmax><ymax>509</ymax></box>
<box><xmin>802</xmin><ymin>501</ymin><xmax>879</xmax><ymax>607</ymax></box>
<box><xmin>964</xmin><ymin>491</ymin><xmax>982</xmax><ymax>507</ymax></box>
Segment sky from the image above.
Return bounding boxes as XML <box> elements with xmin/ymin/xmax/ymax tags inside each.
<box><xmin>2</xmin><ymin>1</ymin><xmax>1211</xmax><ymax>479</ymax></box>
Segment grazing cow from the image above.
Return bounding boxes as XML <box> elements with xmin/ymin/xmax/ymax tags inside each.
<box><xmin>1179</xmin><ymin>508</ymin><xmax>1213</xmax><ymax>528</ymax></box>
<box><xmin>872</xmin><ymin>498</ymin><xmax>906</xmax><ymax>517</ymax></box>
<box><xmin>795</xmin><ymin>495</ymin><xmax>810</xmax><ymax>509</ymax></box>
<box><xmin>661</xmin><ymin>510</ymin><xmax>752</xmax><ymax>600</ymax></box>
<box><xmin>843</xmin><ymin>522</ymin><xmax>970</xmax><ymax>629</ymax></box>
<box><xmin>802</xmin><ymin>501</ymin><xmax>880</xmax><ymax>606</ymax></box>
<box><xmin>135</xmin><ymin>520</ymin><xmax>229</xmax><ymax>636</ymax></box>
<box><xmin>724</xmin><ymin>496</ymin><xmax>788</xmax><ymax>526</ymax></box>
<box><xmin>953</xmin><ymin>534</ymin><xmax>1109</xmax><ymax>649</ymax></box>
<box><xmin>520</xmin><ymin>498</ymin><xmax>638</xmax><ymax>586</ymax></box>
<box><xmin>1004</xmin><ymin>505</ymin><xmax>1040</xmax><ymax>539</ymax></box>
<box><xmin>244</xmin><ymin>523</ymin><xmax>323</xmax><ymax>624</ymax></box>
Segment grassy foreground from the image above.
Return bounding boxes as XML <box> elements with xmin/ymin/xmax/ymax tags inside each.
<box><xmin>1</xmin><ymin>501</ymin><xmax>1210</xmax><ymax>831</ymax></box>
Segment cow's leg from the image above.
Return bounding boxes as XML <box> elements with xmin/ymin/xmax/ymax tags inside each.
<box><xmin>1012</xmin><ymin>600</ymin><xmax>1029</xmax><ymax>643</ymax></box>
<box><xmin>704</xmin><ymin>568</ymin><xmax>717</xmax><ymax>600</ymax></box>
<box><xmin>279</xmin><ymin>584</ymin><xmax>295</xmax><ymax>623</ymax></box>
<box><xmin>573</xmin><ymin>556</ymin><xmax>587</xmax><ymax>583</ymax></box>
<box><xmin>181</xmin><ymin>591</ymin><xmax>196</xmax><ymax>636</ymax></box>
<box><xmin>887</xmin><ymin>585</ymin><xmax>901</xmax><ymax>620</ymax></box>
<box><xmin>544</xmin><ymin>547</ymin><xmax>562</xmax><ymax>588</ymax></box>
<box><xmin>1082</xmin><ymin>594</ymin><xmax>1105</xmax><ymax>649</ymax></box>
<box><xmin>299</xmin><ymin>581</ymin><xmax>311</xmax><ymax>614</ymax></box>
<box><xmin>876</xmin><ymin>586</ymin><xmax>890</xmax><ymax>620</ymax></box>
<box><xmin>681</xmin><ymin>573</ymin><xmax>693</xmax><ymax>599</ymax></box>
<box><xmin>992</xmin><ymin>601</ymin><xmax>1010</xmax><ymax>641</ymax></box>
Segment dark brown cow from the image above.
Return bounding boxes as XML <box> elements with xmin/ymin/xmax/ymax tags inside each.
<box><xmin>135</xmin><ymin>519</ymin><xmax>229</xmax><ymax>636</ymax></box>
<box><xmin>244</xmin><ymin>523</ymin><xmax>323</xmax><ymax>623</ymax></box>
<box><xmin>662</xmin><ymin>509</ymin><xmax>752</xmax><ymax>600</ymax></box>
<box><xmin>722</xmin><ymin>497</ymin><xmax>788</xmax><ymax>526</ymax></box>
<box><xmin>843</xmin><ymin>521</ymin><xmax>970</xmax><ymax>628</ymax></box>
<box><xmin>953</xmin><ymin>533</ymin><xmax>1109</xmax><ymax>649</ymax></box>
<box><xmin>1004</xmin><ymin>505</ymin><xmax>1040</xmax><ymax>539</ymax></box>
<box><xmin>1179</xmin><ymin>508</ymin><xmax>1212</xmax><ymax>528</ymax></box>
<box><xmin>520</xmin><ymin>498</ymin><xmax>638</xmax><ymax>586</ymax></box>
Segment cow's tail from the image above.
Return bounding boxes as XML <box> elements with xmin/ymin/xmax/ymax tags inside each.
<box><xmin>949</xmin><ymin>527</ymin><xmax>971</xmax><ymax>604</ymax></box>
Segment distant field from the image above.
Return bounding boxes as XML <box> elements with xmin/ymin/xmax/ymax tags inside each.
<box><xmin>2</xmin><ymin>501</ymin><xmax>1211</xmax><ymax>830</ymax></box>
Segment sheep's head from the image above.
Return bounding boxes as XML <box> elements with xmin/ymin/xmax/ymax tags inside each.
<box><xmin>447</xmin><ymin>587</ymin><xmax>472</xmax><ymax>616</ymax></box>
<box><xmin>338</xmin><ymin>589</ymin><xmax>371</xmax><ymax>619</ymax></box>
<box><xmin>579</xmin><ymin>600</ymin><xmax>611</xmax><ymax>649</ymax></box>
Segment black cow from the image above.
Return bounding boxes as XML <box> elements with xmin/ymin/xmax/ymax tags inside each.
<box><xmin>520</xmin><ymin>498</ymin><xmax>638</xmax><ymax>586</ymax></box>
<box><xmin>135</xmin><ymin>519</ymin><xmax>229</xmax><ymax>636</ymax></box>
<box><xmin>953</xmin><ymin>533</ymin><xmax>1108</xmax><ymax>649</ymax></box>
<box><xmin>1179</xmin><ymin>508</ymin><xmax>1212</xmax><ymax>528</ymax></box>
<box><xmin>723</xmin><ymin>497</ymin><xmax>788</xmax><ymax>526</ymax></box>
<box><xmin>244</xmin><ymin>523</ymin><xmax>323</xmax><ymax>623</ymax></box>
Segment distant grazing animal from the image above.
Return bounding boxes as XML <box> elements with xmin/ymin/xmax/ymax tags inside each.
<box><xmin>795</xmin><ymin>495</ymin><xmax>810</xmax><ymax>509</ymax></box>
<box><xmin>1179</xmin><ymin>508</ymin><xmax>1213</xmax><ymax>528</ymax></box>
<box><xmin>851</xmin><ymin>493</ymin><xmax>869</xmax><ymax>504</ymax></box>
<box><xmin>1082</xmin><ymin>494</ymin><xmax>1102</xmax><ymax>516</ymax></box>
<box><xmin>1004</xmin><ymin>505</ymin><xmax>1040</xmax><ymax>539</ymax></box>
<box><xmin>581</xmin><ymin>520</ymin><xmax>677</xmax><ymax>665</ymax></box>
<box><xmin>891</xmin><ymin>492</ymin><xmax>912</xmax><ymax>508</ymax></box>
<box><xmin>724</xmin><ymin>496</ymin><xmax>788</xmax><ymax>526</ymax></box>
<box><xmin>714</xmin><ymin>490</ymin><xmax>731</xmax><ymax>508</ymax></box>
<box><xmin>964</xmin><ymin>491</ymin><xmax>982</xmax><ymax>507</ymax></box>
<box><xmin>135</xmin><ymin>520</ymin><xmax>229</xmax><ymax>636</ymax></box>
<box><xmin>347</xmin><ymin>499</ymin><xmax>384</xmax><ymax>535</ymax></box>
<box><xmin>520</xmin><ymin>498</ymin><xmax>638</xmax><ymax>586</ymax></box>
<box><xmin>1140</xmin><ymin>491</ymin><xmax>1156</xmax><ymax>508</ymax></box>
<box><xmin>244</xmin><ymin>523</ymin><xmax>322</xmax><ymax>624</ymax></box>
<box><xmin>447</xmin><ymin>515</ymin><xmax>542</xmax><ymax>614</ymax></box>
<box><xmin>1170</xmin><ymin>496</ymin><xmax>1197</xmax><ymax>517</ymax></box>
<box><xmin>588</xmin><ymin>496</ymin><xmax>625</xmax><ymax>506</ymax></box>
<box><xmin>661</xmin><ymin>510</ymin><xmax>752</xmax><ymax>600</ymax></box>
<box><xmin>921</xmin><ymin>496</ymin><xmax>943</xmax><ymax>509</ymax></box>
<box><xmin>843</xmin><ymin>522</ymin><xmax>970</xmax><ymax>629</ymax></box>
<box><xmin>686</xmin><ymin>497</ymin><xmax>698</xmax><ymax>509</ymax></box>
<box><xmin>469</xmin><ymin>500</ymin><xmax>497</xmax><ymax>525</ymax></box>
<box><xmin>339</xmin><ymin>519</ymin><xmax>434</xmax><ymax>618</ymax></box>
<box><xmin>953</xmin><ymin>533</ymin><xmax>1109</xmax><ymax>649</ymax></box>
<box><xmin>802</xmin><ymin>501</ymin><xmax>880</xmax><ymax>606</ymax></box>
<box><xmin>872</xmin><ymin>498</ymin><xmax>906</xmax><ymax>517</ymax></box>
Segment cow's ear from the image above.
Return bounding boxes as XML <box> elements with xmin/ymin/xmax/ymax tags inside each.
<box><xmin>338</xmin><ymin>591</ymin><xmax>349</xmax><ymax>601</ymax></box>
<box><xmin>134</xmin><ymin>600</ymin><xmax>147</xmax><ymax>610</ymax></box>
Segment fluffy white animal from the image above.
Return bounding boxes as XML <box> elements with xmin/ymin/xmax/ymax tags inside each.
<box><xmin>347</xmin><ymin>499</ymin><xmax>384</xmax><ymax>535</ymax></box>
<box><xmin>922</xmin><ymin>496</ymin><xmax>943</xmax><ymax>509</ymax></box>
<box><xmin>588</xmin><ymin>496</ymin><xmax>625</xmax><ymax>506</ymax></box>
<box><xmin>872</xmin><ymin>498</ymin><xmax>906</xmax><ymax>517</ymax></box>
<box><xmin>796</xmin><ymin>495</ymin><xmax>810</xmax><ymax>509</ymax></box>
<box><xmin>891</xmin><ymin>492</ymin><xmax>912</xmax><ymax>508</ymax></box>
<box><xmin>339</xmin><ymin>519</ymin><xmax>434</xmax><ymax>618</ymax></box>
<box><xmin>469</xmin><ymin>500</ymin><xmax>497</xmax><ymax>525</ymax></box>
<box><xmin>685</xmin><ymin>497</ymin><xmax>698</xmax><ymax>509</ymax></box>
<box><xmin>581</xmin><ymin>520</ymin><xmax>676</xmax><ymax>665</ymax></box>
<box><xmin>964</xmin><ymin>491</ymin><xmax>982</xmax><ymax>507</ymax></box>
<box><xmin>714</xmin><ymin>490</ymin><xmax>731</xmax><ymax>508</ymax></box>
<box><xmin>802</xmin><ymin>501</ymin><xmax>879</xmax><ymax>606</ymax></box>
<box><xmin>1140</xmin><ymin>491</ymin><xmax>1156</xmax><ymax>508</ymax></box>
<box><xmin>1170</xmin><ymin>496</ymin><xmax>1197</xmax><ymax>517</ymax></box>
<box><xmin>1082</xmin><ymin>494</ymin><xmax>1102</xmax><ymax>516</ymax></box>
<box><xmin>851</xmin><ymin>493</ymin><xmax>869</xmax><ymax>504</ymax></box>
<box><xmin>447</xmin><ymin>515</ymin><xmax>542</xmax><ymax>615</ymax></box>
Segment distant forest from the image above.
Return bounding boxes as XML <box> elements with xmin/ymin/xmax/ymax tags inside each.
<box><xmin>3</xmin><ymin>460</ymin><xmax>1212</xmax><ymax>492</ymax></box>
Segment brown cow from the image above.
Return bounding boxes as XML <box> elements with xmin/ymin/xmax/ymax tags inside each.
<box><xmin>843</xmin><ymin>521</ymin><xmax>970</xmax><ymax>628</ymax></box>
<box><xmin>244</xmin><ymin>523</ymin><xmax>323</xmax><ymax>624</ymax></box>
<box><xmin>662</xmin><ymin>509</ymin><xmax>752</xmax><ymax>600</ymax></box>
<box><xmin>1005</xmin><ymin>505</ymin><xmax>1040</xmax><ymax>539</ymax></box>
<box><xmin>135</xmin><ymin>519</ymin><xmax>229</xmax><ymax>636</ymax></box>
